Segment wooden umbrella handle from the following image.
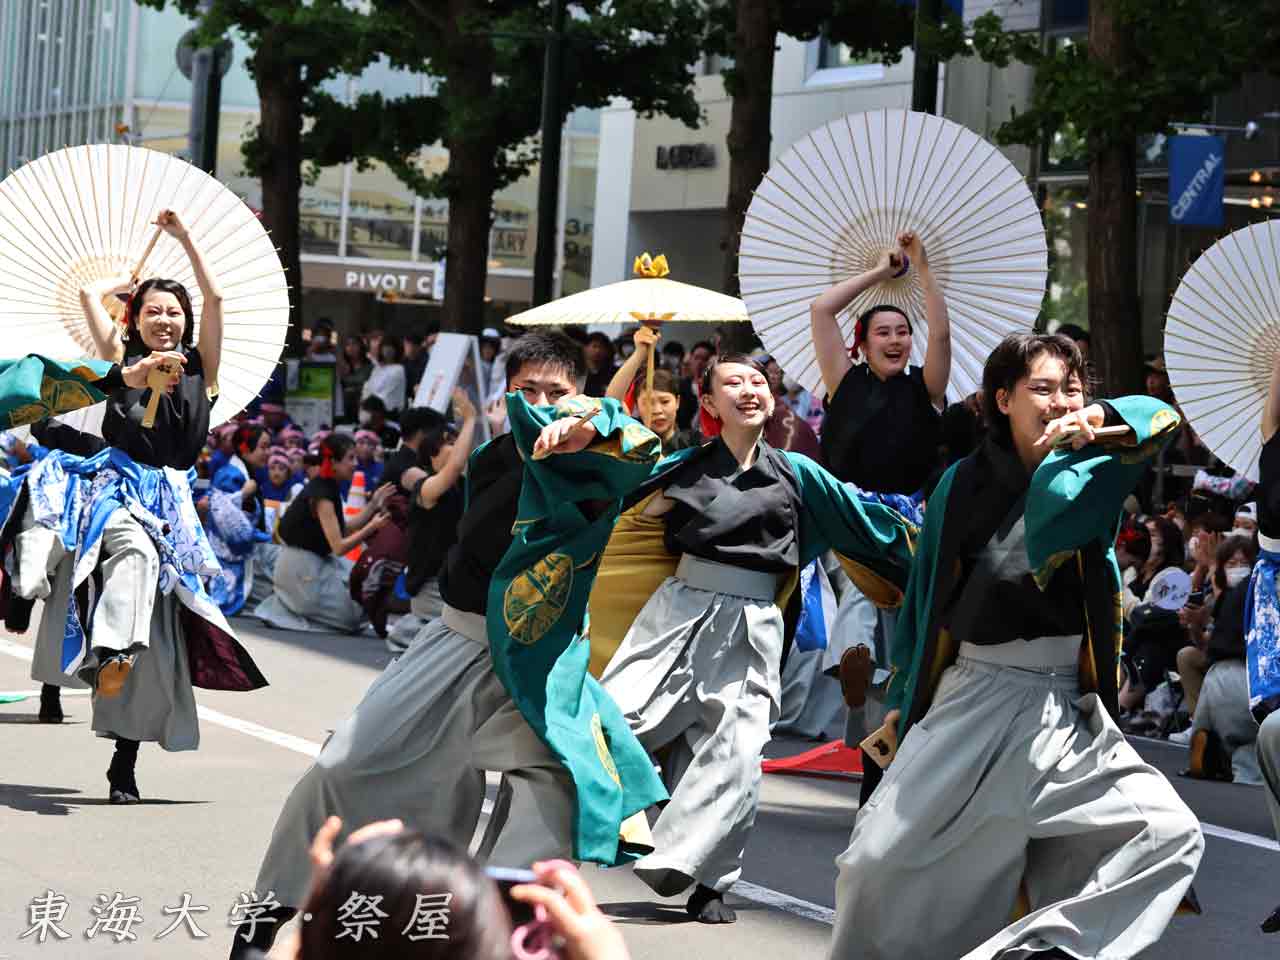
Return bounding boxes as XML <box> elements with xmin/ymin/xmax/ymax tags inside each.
<box><xmin>140</xmin><ymin>364</ymin><xmax>175</xmax><ymax>428</ymax></box>
<box><xmin>644</xmin><ymin>318</ymin><xmax>664</xmax><ymax>394</ymax></box>
<box><xmin>131</xmin><ymin>226</ymin><xmax>164</xmax><ymax>282</ymax></box>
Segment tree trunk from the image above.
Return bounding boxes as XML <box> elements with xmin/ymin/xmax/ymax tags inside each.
<box><xmin>1087</xmin><ymin>1</ymin><xmax>1142</xmax><ymax>397</ymax></box>
<box><xmin>721</xmin><ymin>0</ymin><xmax>777</xmax><ymax>305</ymax></box>
<box><xmin>440</xmin><ymin>2</ymin><xmax>498</xmax><ymax>335</ymax></box>
<box><xmin>254</xmin><ymin>36</ymin><xmax>305</xmax><ymax>357</ymax></box>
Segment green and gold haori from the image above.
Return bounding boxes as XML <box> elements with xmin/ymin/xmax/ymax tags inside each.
<box><xmin>488</xmin><ymin>392</ymin><xmax>919</xmax><ymax>868</ymax></box>
<box><xmin>886</xmin><ymin>395</ymin><xmax>1183</xmax><ymax>739</ymax></box>
<box><xmin>0</xmin><ymin>354</ymin><xmax>118</xmax><ymax>428</ymax></box>
<box><xmin>488</xmin><ymin>393</ymin><xmax>669</xmax><ymax>866</ymax></box>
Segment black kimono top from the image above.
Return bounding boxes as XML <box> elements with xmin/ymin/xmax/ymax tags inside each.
<box><xmin>102</xmin><ymin>344</ymin><xmax>212</xmax><ymax>471</ymax></box>
<box><xmin>1259</xmin><ymin>430</ymin><xmax>1280</xmax><ymax>540</ymax></box>
<box><xmin>820</xmin><ymin>363</ymin><xmax>940</xmax><ymax>495</ymax></box>
<box><xmin>943</xmin><ymin>438</ymin><xmax>1086</xmax><ymax>646</ymax></box>
<box><xmin>278</xmin><ymin>477</ymin><xmax>344</xmax><ymax>557</ymax></box>
<box><xmin>440</xmin><ymin>433</ymin><xmax>523</xmax><ymax>616</ymax></box>
<box><xmin>660</xmin><ymin>438</ymin><xmax>800</xmax><ymax>574</ymax></box>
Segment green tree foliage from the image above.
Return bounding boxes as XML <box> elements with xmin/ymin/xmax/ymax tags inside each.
<box><xmin>305</xmin><ymin>0</ymin><xmax>708</xmax><ymax>332</ymax></box>
<box><xmin>962</xmin><ymin>0</ymin><xmax>1280</xmax><ymax>393</ymax></box>
<box><xmin>138</xmin><ymin>0</ymin><xmax>382</xmax><ymax>352</ymax></box>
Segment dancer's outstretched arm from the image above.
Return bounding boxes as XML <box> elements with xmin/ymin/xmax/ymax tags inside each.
<box><xmin>158</xmin><ymin>209</ymin><xmax>224</xmax><ymax>390</ymax></box>
<box><xmin>809</xmin><ymin>253</ymin><xmax>896</xmax><ymax>400</ymax></box>
<box><xmin>78</xmin><ymin>274</ymin><xmax>130</xmax><ymax>364</ymax></box>
<box><xmin>905</xmin><ymin>232</ymin><xmax>951</xmax><ymax>408</ymax></box>
<box><xmin>605</xmin><ymin>327</ymin><xmax>659</xmax><ymax>403</ymax></box>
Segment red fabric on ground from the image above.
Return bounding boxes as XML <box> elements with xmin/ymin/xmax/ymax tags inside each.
<box><xmin>762</xmin><ymin>739</ymin><xmax>863</xmax><ymax>776</ymax></box>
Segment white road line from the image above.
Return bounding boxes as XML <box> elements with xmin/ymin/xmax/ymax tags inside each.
<box><xmin>1201</xmin><ymin>823</ymin><xmax>1279</xmax><ymax>851</ymax></box>
<box><xmin>731</xmin><ymin>880</ymin><xmax>835</xmax><ymax>925</ymax></box>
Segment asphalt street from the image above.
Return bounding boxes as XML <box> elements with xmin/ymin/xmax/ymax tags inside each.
<box><xmin>1</xmin><ymin>614</ymin><xmax>1277</xmax><ymax>959</ymax></box>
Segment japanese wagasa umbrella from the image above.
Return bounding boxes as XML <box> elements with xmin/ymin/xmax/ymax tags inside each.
<box><xmin>507</xmin><ymin>253</ymin><xmax>750</xmax><ymax>391</ymax></box>
<box><xmin>0</xmin><ymin>144</ymin><xmax>289</xmax><ymax>427</ymax></box>
<box><xmin>739</xmin><ymin>109</ymin><xmax>1048</xmax><ymax>399</ymax></box>
<box><xmin>1164</xmin><ymin>220</ymin><xmax>1280</xmax><ymax>481</ymax></box>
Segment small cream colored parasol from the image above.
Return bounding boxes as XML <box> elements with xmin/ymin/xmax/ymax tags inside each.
<box><xmin>1164</xmin><ymin>220</ymin><xmax>1280</xmax><ymax>481</ymax></box>
<box><xmin>0</xmin><ymin>143</ymin><xmax>290</xmax><ymax>427</ymax></box>
<box><xmin>739</xmin><ymin>109</ymin><xmax>1047</xmax><ymax>399</ymax></box>
<box><xmin>507</xmin><ymin>253</ymin><xmax>750</xmax><ymax>390</ymax></box>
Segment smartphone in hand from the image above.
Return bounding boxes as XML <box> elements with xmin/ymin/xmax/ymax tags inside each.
<box><xmin>486</xmin><ymin>866</ymin><xmax>539</xmax><ymax>927</ymax></box>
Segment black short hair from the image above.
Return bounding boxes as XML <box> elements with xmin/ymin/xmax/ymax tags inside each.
<box><xmin>636</xmin><ymin>367</ymin><xmax>680</xmax><ymax>397</ymax></box>
<box><xmin>124</xmin><ymin>278</ymin><xmax>195</xmax><ymax>350</ymax></box>
<box><xmin>586</xmin><ymin>331</ymin><xmax>614</xmax><ymax>351</ymax></box>
<box><xmin>361</xmin><ymin>394</ymin><xmax>387</xmax><ymax>413</ymax></box>
<box><xmin>400</xmin><ymin>406</ymin><xmax>454</xmax><ymax>459</ymax></box>
<box><xmin>981</xmin><ymin>334</ymin><xmax>1088</xmax><ymax>446</ymax></box>
<box><xmin>701</xmin><ymin>352</ymin><xmax>766</xmax><ymax>396</ymax></box>
<box><xmin>1055</xmin><ymin>323</ymin><xmax>1090</xmax><ymax>344</ymax></box>
<box><xmin>690</xmin><ymin>340</ymin><xmax>715</xmax><ymax>355</ymax></box>
<box><xmin>662</xmin><ymin>341</ymin><xmax>685</xmax><ymax>357</ymax></box>
<box><xmin>505</xmin><ymin>329</ymin><xmax>584</xmax><ymax>384</ymax></box>
<box><xmin>299</xmin><ymin>831</ymin><xmax>510</xmax><ymax>960</ymax></box>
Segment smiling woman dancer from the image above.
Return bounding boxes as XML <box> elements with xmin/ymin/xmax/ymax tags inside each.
<box><xmin>12</xmin><ymin>209</ymin><xmax>266</xmax><ymax>803</ymax></box>
<box><xmin>809</xmin><ymin>230</ymin><xmax>949</xmax><ymax>777</ymax></box>
<box><xmin>551</xmin><ymin>354</ymin><xmax>915</xmax><ymax>923</ymax></box>
<box><xmin>828</xmin><ymin>333</ymin><xmax>1202</xmax><ymax>960</ymax></box>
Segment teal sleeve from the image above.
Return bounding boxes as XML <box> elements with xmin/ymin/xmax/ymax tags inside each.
<box><xmin>787</xmin><ymin>452</ymin><xmax>915</xmax><ymax>590</ymax></box>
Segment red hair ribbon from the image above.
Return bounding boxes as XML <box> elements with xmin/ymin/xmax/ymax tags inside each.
<box><xmin>319</xmin><ymin>447</ymin><xmax>335</xmax><ymax>479</ymax></box>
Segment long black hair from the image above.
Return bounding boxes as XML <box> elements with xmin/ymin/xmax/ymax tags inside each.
<box><xmin>298</xmin><ymin>831</ymin><xmax>511</xmax><ymax>960</ymax></box>
<box><xmin>123</xmin><ymin>278</ymin><xmax>195</xmax><ymax>351</ymax></box>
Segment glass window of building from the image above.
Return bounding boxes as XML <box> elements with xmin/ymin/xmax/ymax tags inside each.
<box><xmin>343</xmin><ymin>160</ymin><xmax>417</xmax><ymax>262</ymax></box>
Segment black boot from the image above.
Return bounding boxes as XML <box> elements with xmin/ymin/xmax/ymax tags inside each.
<box><xmin>686</xmin><ymin>883</ymin><xmax>736</xmax><ymax>923</ymax></box>
<box><xmin>228</xmin><ymin>905</ymin><xmax>297</xmax><ymax>958</ymax></box>
<box><xmin>1263</xmin><ymin>903</ymin><xmax>1280</xmax><ymax>933</ymax></box>
<box><xmin>107</xmin><ymin>738</ymin><xmax>141</xmax><ymax>804</ymax></box>
<box><xmin>38</xmin><ymin>684</ymin><xmax>63</xmax><ymax>723</ymax></box>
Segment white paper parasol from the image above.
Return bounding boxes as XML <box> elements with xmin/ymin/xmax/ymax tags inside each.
<box><xmin>739</xmin><ymin>109</ymin><xmax>1047</xmax><ymax>399</ymax></box>
<box><xmin>0</xmin><ymin>144</ymin><xmax>289</xmax><ymax>427</ymax></box>
<box><xmin>506</xmin><ymin>253</ymin><xmax>749</xmax><ymax>390</ymax></box>
<box><xmin>1164</xmin><ymin>220</ymin><xmax>1280</xmax><ymax>481</ymax></box>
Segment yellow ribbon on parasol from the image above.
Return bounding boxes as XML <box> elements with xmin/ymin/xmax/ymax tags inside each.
<box><xmin>630</xmin><ymin>253</ymin><xmax>676</xmax><ymax>393</ymax></box>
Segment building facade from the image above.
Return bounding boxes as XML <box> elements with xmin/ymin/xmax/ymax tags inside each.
<box><xmin>0</xmin><ymin>0</ymin><xmax>598</xmax><ymax>337</ymax></box>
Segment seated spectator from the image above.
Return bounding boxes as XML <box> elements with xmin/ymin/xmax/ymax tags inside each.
<box><xmin>1118</xmin><ymin>517</ymin><xmax>1187</xmax><ymax>714</ymax></box>
<box><xmin>381</xmin><ymin>394</ymin><xmax>479</xmax><ymax>653</ymax></box>
<box><xmin>1176</xmin><ymin>535</ymin><xmax>1257</xmax><ymax>737</ymax></box>
<box><xmin>259</xmin><ymin>450</ymin><xmax>295</xmax><ymax>503</ymax></box>
<box><xmin>359</xmin><ymin>395</ymin><xmax>402</xmax><ymax>451</ymax></box>
<box><xmin>206</xmin><ymin>425</ymin><xmax>274</xmax><ymax>617</ymax></box>
<box><xmin>254</xmin><ymin>435</ymin><xmax>393</xmax><ymax>634</ymax></box>
<box><xmin>247</xmin><ymin>816</ymin><xmax>631</xmax><ymax>960</ymax></box>
<box><xmin>341</xmin><ymin>429</ymin><xmax>384</xmax><ymax>499</ymax></box>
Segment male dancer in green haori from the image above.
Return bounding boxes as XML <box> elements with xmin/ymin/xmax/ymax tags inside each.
<box><xmin>830</xmin><ymin>333</ymin><xmax>1203</xmax><ymax>960</ymax></box>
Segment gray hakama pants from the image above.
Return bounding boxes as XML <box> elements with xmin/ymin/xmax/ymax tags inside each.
<box><xmin>384</xmin><ymin>577</ymin><xmax>443</xmax><ymax>654</ymax></box>
<box><xmin>601</xmin><ymin>554</ymin><xmax>783</xmax><ymax>896</ymax></box>
<box><xmin>1255</xmin><ymin>711</ymin><xmax>1280</xmax><ymax>842</ymax></box>
<box><xmin>253</xmin><ymin>545</ymin><xmax>364</xmax><ymax>634</ymax></box>
<box><xmin>26</xmin><ymin>515</ymin><xmax>200</xmax><ymax>751</ymax></box>
<box><xmin>830</xmin><ymin>637</ymin><xmax>1203</xmax><ymax>960</ymax></box>
<box><xmin>254</xmin><ymin>606</ymin><xmax>575</xmax><ymax>908</ymax></box>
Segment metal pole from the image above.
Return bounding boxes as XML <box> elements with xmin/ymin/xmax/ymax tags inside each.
<box><xmin>911</xmin><ymin>0</ymin><xmax>942</xmax><ymax>114</ymax></box>
<box><xmin>531</xmin><ymin>0</ymin><xmax>565</xmax><ymax>306</ymax></box>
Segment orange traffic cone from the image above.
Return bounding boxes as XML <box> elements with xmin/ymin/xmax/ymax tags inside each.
<box><xmin>344</xmin><ymin>470</ymin><xmax>366</xmax><ymax>561</ymax></box>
